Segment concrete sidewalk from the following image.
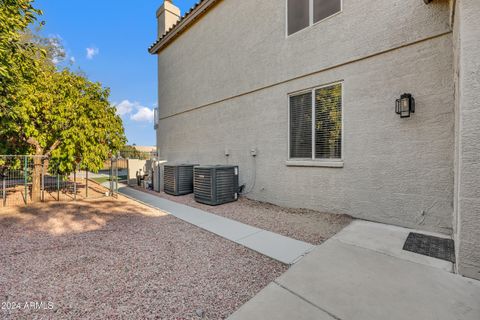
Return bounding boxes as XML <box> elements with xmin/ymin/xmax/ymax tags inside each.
<box><xmin>117</xmin><ymin>186</ymin><xmax>315</xmax><ymax>264</ymax></box>
<box><xmin>229</xmin><ymin>221</ymin><xmax>480</xmax><ymax>320</ymax></box>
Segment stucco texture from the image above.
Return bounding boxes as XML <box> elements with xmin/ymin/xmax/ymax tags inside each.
<box><xmin>454</xmin><ymin>0</ymin><xmax>480</xmax><ymax>280</ymax></box>
<box><xmin>156</xmin><ymin>0</ymin><xmax>455</xmax><ymax>235</ymax></box>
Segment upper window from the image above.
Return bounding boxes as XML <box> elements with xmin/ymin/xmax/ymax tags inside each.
<box><xmin>287</xmin><ymin>0</ymin><xmax>342</xmax><ymax>35</ymax></box>
<box><xmin>289</xmin><ymin>83</ymin><xmax>342</xmax><ymax>160</ymax></box>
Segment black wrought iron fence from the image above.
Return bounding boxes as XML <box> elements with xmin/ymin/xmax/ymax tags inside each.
<box><xmin>0</xmin><ymin>155</ymin><xmax>110</xmax><ymax>207</ymax></box>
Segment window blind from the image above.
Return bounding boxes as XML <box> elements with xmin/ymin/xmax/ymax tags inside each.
<box><xmin>315</xmin><ymin>83</ymin><xmax>342</xmax><ymax>159</ymax></box>
<box><xmin>289</xmin><ymin>83</ymin><xmax>342</xmax><ymax>160</ymax></box>
<box><xmin>290</xmin><ymin>92</ymin><xmax>313</xmax><ymax>158</ymax></box>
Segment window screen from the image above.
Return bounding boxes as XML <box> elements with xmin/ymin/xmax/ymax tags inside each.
<box><xmin>288</xmin><ymin>0</ymin><xmax>310</xmax><ymax>35</ymax></box>
<box><xmin>315</xmin><ymin>83</ymin><xmax>342</xmax><ymax>159</ymax></box>
<box><xmin>289</xmin><ymin>92</ymin><xmax>312</xmax><ymax>158</ymax></box>
<box><xmin>313</xmin><ymin>0</ymin><xmax>341</xmax><ymax>23</ymax></box>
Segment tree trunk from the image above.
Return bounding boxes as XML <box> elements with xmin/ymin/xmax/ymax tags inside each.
<box><xmin>25</xmin><ymin>138</ymin><xmax>60</xmax><ymax>203</ymax></box>
<box><xmin>31</xmin><ymin>156</ymin><xmax>42</xmax><ymax>202</ymax></box>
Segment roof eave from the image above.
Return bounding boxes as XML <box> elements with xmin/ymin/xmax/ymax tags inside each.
<box><xmin>148</xmin><ymin>0</ymin><xmax>221</xmax><ymax>55</ymax></box>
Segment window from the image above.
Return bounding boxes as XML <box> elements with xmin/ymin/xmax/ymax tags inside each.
<box><xmin>289</xmin><ymin>83</ymin><xmax>342</xmax><ymax>160</ymax></box>
<box><xmin>289</xmin><ymin>92</ymin><xmax>312</xmax><ymax>158</ymax></box>
<box><xmin>313</xmin><ymin>0</ymin><xmax>342</xmax><ymax>23</ymax></box>
<box><xmin>288</xmin><ymin>0</ymin><xmax>310</xmax><ymax>36</ymax></box>
<box><xmin>287</xmin><ymin>0</ymin><xmax>342</xmax><ymax>35</ymax></box>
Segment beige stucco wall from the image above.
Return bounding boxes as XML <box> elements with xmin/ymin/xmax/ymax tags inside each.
<box><xmin>453</xmin><ymin>0</ymin><xmax>480</xmax><ymax>280</ymax></box>
<box><xmin>127</xmin><ymin>159</ymin><xmax>147</xmax><ymax>186</ymax></box>
<box><xmin>156</xmin><ymin>0</ymin><xmax>455</xmax><ymax>234</ymax></box>
<box><xmin>158</xmin><ymin>35</ymin><xmax>454</xmax><ymax>234</ymax></box>
<box><xmin>157</xmin><ymin>0</ymin><xmax>451</xmax><ymax>119</ymax></box>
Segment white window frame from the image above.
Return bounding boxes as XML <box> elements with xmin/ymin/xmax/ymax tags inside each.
<box><xmin>286</xmin><ymin>0</ymin><xmax>343</xmax><ymax>37</ymax></box>
<box><xmin>287</xmin><ymin>81</ymin><xmax>344</xmax><ymax>167</ymax></box>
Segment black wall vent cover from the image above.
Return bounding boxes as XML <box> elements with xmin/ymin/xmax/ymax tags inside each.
<box><xmin>403</xmin><ymin>233</ymin><xmax>455</xmax><ymax>263</ymax></box>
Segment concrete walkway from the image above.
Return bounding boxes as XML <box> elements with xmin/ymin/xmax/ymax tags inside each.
<box><xmin>228</xmin><ymin>221</ymin><xmax>480</xmax><ymax>320</ymax></box>
<box><xmin>116</xmin><ymin>186</ymin><xmax>315</xmax><ymax>265</ymax></box>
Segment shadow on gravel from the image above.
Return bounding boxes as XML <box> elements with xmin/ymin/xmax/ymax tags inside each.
<box><xmin>0</xmin><ymin>199</ymin><xmax>168</xmax><ymax>236</ymax></box>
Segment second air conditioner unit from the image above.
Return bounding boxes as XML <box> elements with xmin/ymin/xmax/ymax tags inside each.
<box><xmin>194</xmin><ymin>165</ymin><xmax>239</xmax><ymax>205</ymax></box>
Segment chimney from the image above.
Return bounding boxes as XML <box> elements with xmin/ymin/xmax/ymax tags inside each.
<box><xmin>156</xmin><ymin>0</ymin><xmax>181</xmax><ymax>38</ymax></box>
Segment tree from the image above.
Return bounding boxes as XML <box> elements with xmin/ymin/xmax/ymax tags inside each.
<box><xmin>1</xmin><ymin>1</ymin><xmax>126</xmax><ymax>201</ymax></box>
<box><xmin>0</xmin><ymin>0</ymin><xmax>41</xmax><ymax>78</ymax></box>
<box><xmin>0</xmin><ymin>0</ymin><xmax>43</xmax><ymax>154</ymax></box>
<box><xmin>7</xmin><ymin>63</ymin><xmax>126</xmax><ymax>201</ymax></box>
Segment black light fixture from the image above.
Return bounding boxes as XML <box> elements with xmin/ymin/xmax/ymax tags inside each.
<box><xmin>395</xmin><ymin>93</ymin><xmax>415</xmax><ymax>118</ymax></box>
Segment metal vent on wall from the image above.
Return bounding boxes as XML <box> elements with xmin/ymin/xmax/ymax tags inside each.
<box><xmin>403</xmin><ymin>232</ymin><xmax>456</xmax><ymax>263</ymax></box>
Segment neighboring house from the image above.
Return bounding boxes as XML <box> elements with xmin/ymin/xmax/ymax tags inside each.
<box><xmin>149</xmin><ymin>0</ymin><xmax>480</xmax><ymax>280</ymax></box>
<box><xmin>133</xmin><ymin>146</ymin><xmax>156</xmax><ymax>153</ymax></box>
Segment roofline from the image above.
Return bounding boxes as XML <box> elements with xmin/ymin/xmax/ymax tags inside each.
<box><xmin>148</xmin><ymin>0</ymin><xmax>221</xmax><ymax>55</ymax></box>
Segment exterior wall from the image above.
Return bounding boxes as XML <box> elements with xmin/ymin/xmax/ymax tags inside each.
<box><xmin>156</xmin><ymin>0</ymin><xmax>455</xmax><ymax>234</ymax></box>
<box><xmin>453</xmin><ymin>0</ymin><xmax>480</xmax><ymax>280</ymax></box>
<box><xmin>157</xmin><ymin>0</ymin><xmax>451</xmax><ymax>119</ymax></box>
<box><xmin>127</xmin><ymin>159</ymin><xmax>147</xmax><ymax>187</ymax></box>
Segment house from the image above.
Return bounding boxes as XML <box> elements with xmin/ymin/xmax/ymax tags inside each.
<box><xmin>132</xmin><ymin>145</ymin><xmax>156</xmax><ymax>153</ymax></box>
<box><xmin>149</xmin><ymin>0</ymin><xmax>480</xmax><ymax>280</ymax></box>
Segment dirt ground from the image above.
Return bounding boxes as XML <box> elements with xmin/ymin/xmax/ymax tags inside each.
<box><xmin>1</xmin><ymin>178</ymin><xmax>107</xmax><ymax>207</ymax></box>
<box><xmin>0</xmin><ymin>197</ymin><xmax>286</xmax><ymax>319</ymax></box>
<box><xmin>141</xmin><ymin>189</ymin><xmax>352</xmax><ymax>245</ymax></box>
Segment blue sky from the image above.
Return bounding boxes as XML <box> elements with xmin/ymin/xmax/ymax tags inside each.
<box><xmin>34</xmin><ymin>0</ymin><xmax>198</xmax><ymax>146</ymax></box>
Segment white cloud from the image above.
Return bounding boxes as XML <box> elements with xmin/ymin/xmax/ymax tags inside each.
<box><xmin>115</xmin><ymin>100</ymin><xmax>137</xmax><ymax>116</ymax></box>
<box><xmin>113</xmin><ymin>100</ymin><xmax>155</xmax><ymax>123</ymax></box>
<box><xmin>131</xmin><ymin>107</ymin><xmax>155</xmax><ymax>123</ymax></box>
<box><xmin>69</xmin><ymin>56</ymin><xmax>76</xmax><ymax>64</ymax></box>
<box><xmin>86</xmin><ymin>47</ymin><xmax>99</xmax><ymax>59</ymax></box>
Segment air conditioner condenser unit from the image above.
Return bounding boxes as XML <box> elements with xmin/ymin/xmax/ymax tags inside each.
<box><xmin>164</xmin><ymin>164</ymin><xmax>197</xmax><ymax>196</ymax></box>
<box><xmin>194</xmin><ymin>165</ymin><xmax>239</xmax><ymax>205</ymax></box>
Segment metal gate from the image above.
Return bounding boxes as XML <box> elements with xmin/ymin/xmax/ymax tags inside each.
<box><xmin>109</xmin><ymin>157</ymin><xmax>128</xmax><ymax>197</ymax></box>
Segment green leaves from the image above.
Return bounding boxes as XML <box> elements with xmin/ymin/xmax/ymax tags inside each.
<box><xmin>13</xmin><ymin>66</ymin><xmax>126</xmax><ymax>174</ymax></box>
<box><xmin>1</xmin><ymin>0</ymin><xmax>43</xmax><ymax>147</ymax></box>
<box><xmin>0</xmin><ymin>0</ymin><xmax>127</xmax><ymax>174</ymax></box>
<box><xmin>0</xmin><ymin>0</ymin><xmax>41</xmax><ymax>77</ymax></box>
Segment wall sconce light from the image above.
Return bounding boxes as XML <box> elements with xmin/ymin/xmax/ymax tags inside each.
<box><xmin>395</xmin><ymin>93</ymin><xmax>415</xmax><ymax>118</ymax></box>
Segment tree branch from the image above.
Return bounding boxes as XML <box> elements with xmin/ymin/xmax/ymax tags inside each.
<box><xmin>44</xmin><ymin>140</ymin><xmax>61</xmax><ymax>157</ymax></box>
<box><xmin>26</xmin><ymin>137</ymin><xmax>42</xmax><ymax>154</ymax></box>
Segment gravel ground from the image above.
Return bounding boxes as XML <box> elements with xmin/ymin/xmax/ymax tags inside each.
<box><xmin>0</xmin><ymin>197</ymin><xmax>286</xmax><ymax>319</ymax></box>
<box><xmin>1</xmin><ymin>178</ymin><xmax>107</xmax><ymax>207</ymax></box>
<box><xmin>138</xmin><ymin>189</ymin><xmax>352</xmax><ymax>245</ymax></box>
